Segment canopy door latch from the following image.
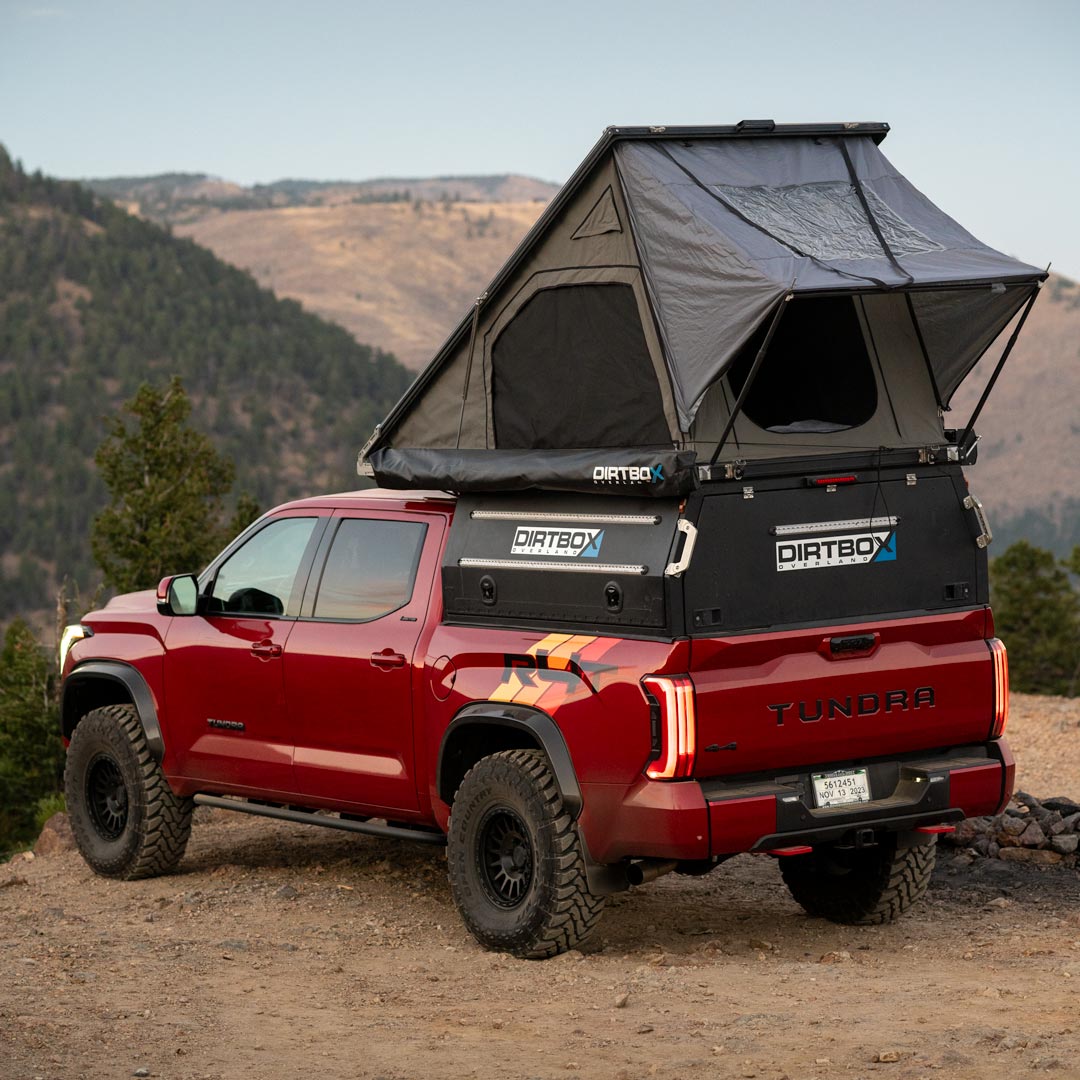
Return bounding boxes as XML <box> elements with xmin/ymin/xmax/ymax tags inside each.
<box><xmin>665</xmin><ymin>519</ymin><xmax>698</xmax><ymax>578</ymax></box>
<box><xmin>963</xmin><ymin>494</ymin><xmax>993</xmax><ymax>549</ymax></box>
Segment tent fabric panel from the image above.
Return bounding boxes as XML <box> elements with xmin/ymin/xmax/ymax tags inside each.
<box><xmin>854</xmin><ymin>292</ymin><xmax>947</xmax><ymax>446</ymax></box>
<box><xmin>909</xmin><ymin>284</ymin><xmax>1036</xmax><ymax>405</ymax></box>
<box><xmin>491</xmin><ymin>282</ymin><xmax>672</xmax><ymax>449</ymax></box>
<box><xmin>615</xmin><ymin>144</ymin><xmax>787</xmax><ymax>428</ymax></box>
<box><xmin>387</xmin><ymin>333</ymin><xmax>488</xmax><ymax>450</ymax></box>
<box><xmin>616</xmin><ymin>136</ymin><xmax>1044</xmax><ymax>428</ymax></box>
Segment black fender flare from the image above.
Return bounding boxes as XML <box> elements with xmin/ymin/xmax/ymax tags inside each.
<box><xmin>437</xmin><ymin>702</ymin><xmax>582</xmax><ymax>819</ymax></box>
<box><xmin>62</xmin><ymin>660</ymin><xmax>165</xmax><ymax>763</ymax></box>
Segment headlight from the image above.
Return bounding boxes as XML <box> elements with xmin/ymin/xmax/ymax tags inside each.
<box><xmin>59</xmin><ymin>623</ymin><xmax>92</xmax><ymax>672</ymax></box>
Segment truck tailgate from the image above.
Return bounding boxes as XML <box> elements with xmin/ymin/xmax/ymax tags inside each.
<box><xmin>689</xmin><ymin>609</ymin><xmax>995</xmax><ymax>778</ymax></box>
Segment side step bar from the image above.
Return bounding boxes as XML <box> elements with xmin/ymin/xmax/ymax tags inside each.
<box><xmin>193</xmin><ymin>794</ymin><xmax>447</xmax><ymax>845</ymax></box>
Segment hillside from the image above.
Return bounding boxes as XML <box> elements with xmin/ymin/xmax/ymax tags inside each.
<box><xmin>0</xmin><ymin>149</ymin><xmax>413</xmax><ymax>623</ymax></box>
<box><xmin>85</xmin><ymin>172</ymin><xmax>559</xmax><ymax>228</ymax></box>
<box><xmin>177</xmin><ymin>200</ymin><xmax>549</xmax><ymax>369</ymax></box>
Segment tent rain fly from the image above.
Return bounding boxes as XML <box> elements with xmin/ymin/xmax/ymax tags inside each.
<box><xmin>361</xmin><ymin>121</ymin><xmax>1045</xmax><ymax>496</ymax></box>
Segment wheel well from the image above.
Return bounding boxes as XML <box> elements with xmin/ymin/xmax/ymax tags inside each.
<box><xmin>438</xmin><ymin>723</ymin><xmax>543</xmax><ymax>805</ymax></box>
<box><xmin>62</xmin><ymin>677</ymin><xmax>134</xmax><ymax>740</ymax></box>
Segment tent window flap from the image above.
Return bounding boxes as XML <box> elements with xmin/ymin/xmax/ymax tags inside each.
<box><xmin>492</xmin><ymin>283</ymin><xmax>671</xmax><ymax>449</ymax></box>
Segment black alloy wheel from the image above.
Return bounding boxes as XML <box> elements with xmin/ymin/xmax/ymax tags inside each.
<box><xmin>85</xmin><ymin>752</ymin><xmax>129</xmax><ymax>840</ymax></box>
<box><xmin>478</xmin><ymin>807</ymin><xmax>534</xmax><ymax>908</ymax></box>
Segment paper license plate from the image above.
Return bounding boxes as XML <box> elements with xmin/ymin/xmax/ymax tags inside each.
<box><xmin>812</xmin><ymin>767</ymin><xmax>870</xmax><ymax>808</ymax></box>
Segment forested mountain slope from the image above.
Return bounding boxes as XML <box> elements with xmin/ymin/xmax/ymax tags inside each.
<box><xmin>0</xmin><ymin>149</ymin><xmax>412</xmax><ymax>622</ymax></box>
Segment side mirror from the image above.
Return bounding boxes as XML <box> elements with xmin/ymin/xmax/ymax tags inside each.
<box><xmin>156</xmin><ymin>574</ymin><xmax>200</xmax><ymax>616</ymax></box>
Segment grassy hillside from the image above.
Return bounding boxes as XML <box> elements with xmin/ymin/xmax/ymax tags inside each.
<box><xmin>177</xmin><ymin>199</ymin><xmax>550</xmax><ymax>369</ymax></box>
<box><xmin>0</xmin><ymin>148</ymin><xmax>413</xmax><ymax>623</ymax></box>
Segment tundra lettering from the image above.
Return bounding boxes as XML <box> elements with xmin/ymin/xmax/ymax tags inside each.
<box><xmin>769</xmin><ymin>687</ymin><xmax>936</xmax><ymax>725</ymax></box>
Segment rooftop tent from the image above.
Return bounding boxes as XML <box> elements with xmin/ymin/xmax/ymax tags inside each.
<box><xmin>362</xmin><ymin>122</ymin><xmax>1045</xmax><ymax>494</ymax></box>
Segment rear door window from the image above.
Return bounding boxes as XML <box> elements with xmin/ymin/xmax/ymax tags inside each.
<box><xmin>312</xmin><ymin>518</ymin><xmax>427</xmax><ymax>622</ymax></box>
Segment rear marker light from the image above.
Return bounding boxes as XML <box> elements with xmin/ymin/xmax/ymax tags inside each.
<box><xmin>915</xmin><ymin>825</ymin><xmax>956</xmax><ymax>835</ymax></box>
<box><xmin>766</xmin><ymin>845</ymin><xmax>814</xmax><ymax>856</ymax></box>
<box><xmin>807</xmin><ymin>474</ymin><xmax>858</xmax><ymax>487</ymax></box>
<box><xmin>988</xmin><ymin>638</ymin><xmax>1009</xmax><ymax>738</ymax></box>
<box><xmin>642</xmin><ymin>675</ymin><xmax>696</xmax><ymax>779</ymax></box>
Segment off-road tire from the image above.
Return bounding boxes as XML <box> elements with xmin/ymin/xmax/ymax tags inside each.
<box><xmin>779</xmin><ymin>835</ymin><xmax>936</xmax><ymax>925</ymax></box>
<box><xmin>65</xmin><ymin>704</ymin><xmax>193</xmax><ymax>879</ymax></box>
<box><xmin>447</xmin><ymin>749</ymin><xmax>605</xmax><ymax>959</ymax></box>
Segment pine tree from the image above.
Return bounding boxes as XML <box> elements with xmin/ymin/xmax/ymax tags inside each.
<box><xmin>990</xmin><ymin>541</ymin><xmax>1080</xmax><ymax>696</ymax></box>
<box><xmin>0</xmin><ymin>618</ymin><xmax>63</xmax><ymax>852</ymax></box>
<box><xmin>91</xmin><ymin>377</ymin><xmax>235</xmax><ymax>593</ymax></box>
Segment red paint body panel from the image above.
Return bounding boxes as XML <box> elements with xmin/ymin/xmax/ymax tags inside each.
<box><xmin>578</xmin><ymin>780</ymin><xmax>709</xmax><ymax>863</ymax></box>
<box><xmin>163</xmin><ymin>613</ymin><xmax>296</xmax><ymax>792</ymax></box>
<box><xmin>690</xmin><ymin>609</ymin><xmax>994</xmax><ymax>777</ymax></box>
<box><xmin>707</xmin><ymin>796</ymin><xmax>778</xmax><ymax>855</ymax></box>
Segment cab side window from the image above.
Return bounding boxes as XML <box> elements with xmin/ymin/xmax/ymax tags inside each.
<box><xmin>313</xmin><ymin>518</ymin><xmax>427</xmax><ymax>622</ymax></box>
<box><xmin>209</xmin><ymin>517</ymin><xmax>318</xmax><ymax>617</ymax></box>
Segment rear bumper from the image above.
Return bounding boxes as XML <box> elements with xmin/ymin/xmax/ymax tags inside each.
<box><xmin>705</xmin><ymin>739</ymin><xmax>1013</xmax><ymax>854</ymax></box>
<box><xmin>579</xmin><ymin>739</ymin><xmax>1013</xmax><ymax>864</ymax></box>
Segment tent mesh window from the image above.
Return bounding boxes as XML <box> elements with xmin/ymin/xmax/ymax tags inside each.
<box><xmin>726</xmin><ymin>296</ymin><xmax>878</xmax><ymax>434</ymax></box>
<box><xmin>491</xmin><ymin>283</ymin><xmax>671</xmax><ymax>449</ymax></box>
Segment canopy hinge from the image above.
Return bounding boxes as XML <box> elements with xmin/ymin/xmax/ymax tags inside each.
<box><xmin>919</xmin><ymin>445</ymin><xmax>959</xmax><ymax>464</ymax></box>
<box><xmin>357</xmin><ymin>425</ymin><xmax>381</xmax><ymax>475</ymax></box>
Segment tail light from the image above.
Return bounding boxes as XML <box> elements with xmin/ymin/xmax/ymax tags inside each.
<box><xmin>642</xmin><ymin>675</ymin><xmax>696</xmax><ymax>779</ymax></box>
<box><xmin>988</xmin><ymin>638</ymin><xmax>1009</xmax><ymax>738</ymax></box>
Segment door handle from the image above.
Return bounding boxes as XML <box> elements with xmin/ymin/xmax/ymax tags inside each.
<box><xmin>370</xmin><ymin>649</ymin><xmax>406</xmax><ymax>669</ymax></box>
<box><xmin>251</xmin><ymin>640</ymin><xmax>283</xmax><ymax>658</ymax></box>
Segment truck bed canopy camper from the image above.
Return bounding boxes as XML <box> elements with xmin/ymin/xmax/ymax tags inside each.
<box><xmin>360</xmin><ymin>122</ymin><xmax>1045</xmax><ymax>496</ymax></box>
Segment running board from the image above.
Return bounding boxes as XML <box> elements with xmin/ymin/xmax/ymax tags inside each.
<box><xmin>192</xmin><ymin>794</ymin><xmax>447</xmax><ymax>845</ymax></box>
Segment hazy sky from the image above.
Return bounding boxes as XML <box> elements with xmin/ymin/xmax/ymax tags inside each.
<box><xmin>3</xmin><ymin>0</ymin><xmax>1078</xmax><ymax>275</ymax></box>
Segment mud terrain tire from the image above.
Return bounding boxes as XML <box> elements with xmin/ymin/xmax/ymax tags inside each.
<box><xmin>65</xmin><ymin>704</ymin><xmax>193</xmax><ymax>879</ymax></box>
<box><xmin>779</xmin><ymin>835</ymin><xmax>936</xmax><ymax>925</ymax></box>
<box><xmin>447</xmin><ymin>749</ymin><xmax>605</xmax><ymax>959</ymax></box>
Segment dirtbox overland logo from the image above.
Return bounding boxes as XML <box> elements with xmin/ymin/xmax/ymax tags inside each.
<box><xmin>592</xmin><ymin>463</ymin><xmax>665</xmax><ymax>485</ymax></box>
<box><xmin>511</xmin><ymin>527</ymin><xmax>605</xmax><ymax>558</ymax></box>
<box><xmin>775</xmin><ymin>528</ymin><xmax>897</xmax><ymax>572</ymax></box>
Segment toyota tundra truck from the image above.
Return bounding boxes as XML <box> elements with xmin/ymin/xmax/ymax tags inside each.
<box><xmin>59</xmin><ymin>464</ymin><xmax>1013</xmax><ymax>958</ymax></box>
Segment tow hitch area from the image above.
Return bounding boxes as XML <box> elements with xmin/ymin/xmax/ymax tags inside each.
<box><xmin>835</xmin><ymin>828</ymin><xmax>879</xmax><ymax>851</ymax></box>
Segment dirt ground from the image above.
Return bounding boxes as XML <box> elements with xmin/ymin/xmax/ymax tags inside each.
<box><xmin>3</xmin><ymin>693</ymin><xmax>1079</xmax><ymax>1080</ymax></box>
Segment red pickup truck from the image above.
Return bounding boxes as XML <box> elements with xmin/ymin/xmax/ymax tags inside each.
<box><xmin>59</xmin><ymin>474</ymin><xmax>1013</xmax><ymax>958</ymax></box>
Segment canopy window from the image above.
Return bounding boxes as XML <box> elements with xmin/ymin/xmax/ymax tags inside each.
<box><xmin>491</xmin><ymin>283</ymin><xmax>671</xmax><ymax>450</ymax></box>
